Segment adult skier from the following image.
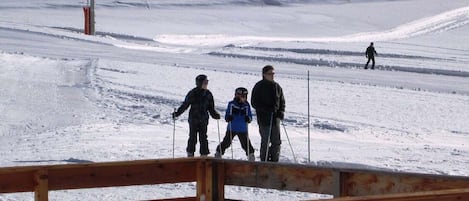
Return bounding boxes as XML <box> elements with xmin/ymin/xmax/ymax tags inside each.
<box><xmin>214</xmin><ymin>87</ymin><xmax>255</xmax><ymax>161</ymax></box>
<box><xmin>365</xmin><ymin>42</ymin><xmax>378</xmax><ymax>69</ymax></box>
<box><xmin>172</xmin><ymin>74</ymin><xmax>221</xmax><ymax>157</ymax></box>
<box><xmin>251</xmin><ymin>65</ymin><xmax>285</xmax><ymax>162</ymax></box>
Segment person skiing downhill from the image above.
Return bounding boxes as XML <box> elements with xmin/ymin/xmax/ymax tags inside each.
<box><xmin>251</xmin><ymin>65</ymin><xmax>285</xmax><ymax>162</ymax></box>
<box><xmin>214</xmin><ymin>87</ymin><xmax>255</xmax><ymax>161</ymax></box>
<box><xmin>365</xmin><ymin>42</ymin><xmax>378</xmax><ymax>69</ymax></box>
<box><xmin>172</xmin><ymin>74</ymin><xmax>221</xmax><ymax>157</ymax></box>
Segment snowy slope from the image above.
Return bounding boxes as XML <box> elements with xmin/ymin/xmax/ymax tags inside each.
<box><xmin>0</xmin><ymin>0</ymin><xmax>468</xmax><ymax>200</ymax></box>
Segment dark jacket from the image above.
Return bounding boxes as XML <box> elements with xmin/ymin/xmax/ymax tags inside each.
<box><xmin>174</xmin><ymin>87</ymin><xmax>220</xmax><ymax>123</ymax></box>
<box><xmin>366</xmin><ymin>46</ymin><xmax>377</xmax><ymax>58</ymax></box>
<box><xmin>251</xmin><ymin>79</ymin><xmax>285</xmax><ymax>125</ymax></box>
<box><xmin>225</xmin><ymin>99</ymin><xmax>252</xmax><ymax>132</ymax></box>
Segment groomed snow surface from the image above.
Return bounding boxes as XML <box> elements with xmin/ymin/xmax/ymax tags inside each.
<box><xmin>1</xmin><ymin>0</ymin><xmax>468</xmax><ymax>200</ymax></box>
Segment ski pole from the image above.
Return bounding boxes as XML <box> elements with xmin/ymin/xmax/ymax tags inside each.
<box><xmin>229</xmin><ymin>104</ymin><xmax>234</xmax><ymax>159</ymax></box>
<box><xmin>265</xmin><ymin>112</ymin><xmax>274</xmax><ymax>162</ymax></box>
<box><xmin>217</xmin><ymin>119</ymin><xmax>222</xmax><ymax>159</ymax></box>
<box><xmin>245</xmin><ymin>107</ymin><xmax>251</xmax><ymax>159</ymax></box>
<box><xmin>172</xmin><ymin>108</ymin><xmax>176</xmax><ymax>158</ymax></box>
<box><xmin>246</xmin><ymin>123</ymin><xmax>250</xmax><ymax>156</ymax></box>
<box><xmin>281</xmin><ymin>120</ymin><xmax>297</xmax><ymax>163</ymax></box>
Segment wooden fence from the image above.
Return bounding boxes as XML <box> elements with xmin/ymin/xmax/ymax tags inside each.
<box><xmin>0</xmin><ymin>158</ymin><xmax>468</xmax><ymax>201</ymax></box>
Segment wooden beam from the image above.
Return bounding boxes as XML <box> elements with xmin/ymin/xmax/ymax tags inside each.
<box><xmin>0</xmin><ymin>170</ymin><xmax>35</xmax><ymax>193</ymax></box>
<box><xmin>341</xmin><ymin>172</ymin><xmax>469</xmax><ymax>196</ymax></box>
<box><xmin>1</xmin><ymin>158</ymin><xmax>469</xmax><ymax>201</ymax></box>
<box><xmin>224</xmin><ymin>160</ymin><xmax>337</xmax><ymax>195</ymax></box>
<box><xmin>0</xmin><ymin>158</ymin><xmax>199</xmax><ymax>193</ymax></box>
<box><xmin>221</xmin><ymin>160</ymin><xmax>469</xmax><ymax>197</ymax></box>
<box><xmin>142</xmin><ymin>197</ymin><xmax>196</xmax><ymax>201</ymax></box>
<box><xmin>324</xmin><ymin>188</ymin><xmax>469</xmax><ymax>201</ymax></box>
<box><xmin>48</xmin><ymin>160</ymin><xmax>196</xmax><ymax>190</ymax></box>
<box><xmin>34</xmin><ymin>169</ymin><xmax>48</xmax><ymax>201</ymax></box>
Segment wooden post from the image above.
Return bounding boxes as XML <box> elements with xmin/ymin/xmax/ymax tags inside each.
<box><xmin>331</xmin><ymin>170</ymin><xmax>341</xmax><ymax>198</ymax></box>
<box><xmin>204</xmin><ymin>160</ymin><xmax>213</xmax><ymax>201</ymax></box>
<box><xmin>215</xmin><ymin>161</ymin><xmax>225</xmax><ymax>201</ymax></box>
<box><xmin>34</xmin><ymin>169</ymin><xmax>48</xmax><ymax>201</ymax></box>
<box><xmin>196</xmin><ymin>160</ymin><xmax>207</xmax><ymax>201</ymax></box>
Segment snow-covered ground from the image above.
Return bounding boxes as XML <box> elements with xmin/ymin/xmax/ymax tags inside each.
<box><xmin>1</xmin><ymin>0</ymin><xmax>468</xmax><ymax>200</ymax></box>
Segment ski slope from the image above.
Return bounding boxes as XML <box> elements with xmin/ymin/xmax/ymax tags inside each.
<box><xmin>0</xmin><ymin>0</ymin><xmax>468</xmax><ymax>200</ymax></box>
<box><xmin>153</xmin><ymin>5</ymin><xmax>469</xmax><ymax>45</ymax></box>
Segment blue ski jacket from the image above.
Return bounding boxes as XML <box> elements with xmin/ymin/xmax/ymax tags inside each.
<box><xmin>225</xmin><ymin>99</ymin><xmax>252</xmax><ymax>133</ymax></box>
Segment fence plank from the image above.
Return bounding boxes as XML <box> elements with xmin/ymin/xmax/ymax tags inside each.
<box><xmin>47</xmin><ymin>159</ymin><xmax>197</xmax><ymax>190</ymax></box>
<box><xmin>222</xmin><ymin>160</ymin><xmax>469</xmax><ymax>197</ymax></box>
<box><xmin>1</xmin><ymin>158</ymin><xmax>469</xmax><ymax>201</ymax></box>
<box><xmin>0</xmin><ymin>170</ymin><xmax>35</xmax><ymax>193</ymax></box>
<box><xmin>0</xmin><ymin>159</ymin><xmax>198</xmax><ymax>193</ymax></box>
<box><xmin>224</xmin><ymin>161</ymin><xmax>336</xmax><ymax>195</ymax></box>
<box><xmin>341</xmin><ymin>172</ymin><xmax>469</xmax><ymax>196</ymax></box>
<box><xmin>325</xmin><ymin>188</ymin><xmax>469</xmax><ymax>201</ymax></box>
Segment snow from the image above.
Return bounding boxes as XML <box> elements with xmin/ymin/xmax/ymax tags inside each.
<box><xmin>0</xmin><ymin>0</ymin><xmax>468</xmax><ymax>200</ymax></box>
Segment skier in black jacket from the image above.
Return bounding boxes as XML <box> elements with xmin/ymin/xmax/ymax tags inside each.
<box><xmin>172</xmin><ymin>74</ymin><xmax>221</xmax><ymax>157</ymax></box>
<box><xmin>365</xmin><ymin>42</ymin><xmax>378</xmax><ymax>69</ymax></box>
<box><xmin>251</xmin><ymin>65</ymin><xmax>285</xmax><ymax>162</ymax></box>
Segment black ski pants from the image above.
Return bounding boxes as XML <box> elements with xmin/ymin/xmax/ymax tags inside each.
<box><xmin>258</xmin><ymin>117</ymin><xmax>281</xmax><ymax>162</ymax></box>
<box><xmin>216</xmin><ymin>131</ymin><xmax>255</xmax><ymax>156</ymax></box>
<box><xmin>187</xmin><ymin>120</ymin><xmax>209</xmax><ymax>155</ymax></box>
<box><xmin>365</xmin><ymin>56</ymin><xmax>375</xmax><ymax>69</ymax></box>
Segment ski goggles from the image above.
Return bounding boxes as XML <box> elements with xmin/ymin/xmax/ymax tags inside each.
<box><xmin>235</xmin><ymin>89</ymin><xmax>248</xmax><ymax>96</ymax></box>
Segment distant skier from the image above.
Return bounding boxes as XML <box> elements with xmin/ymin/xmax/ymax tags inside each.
<box><xmin>365</xmin><ymin>42</ymin><xmax>378</xmax><ymax>69</ymax></box>
<box><xmin>172</xmin><ymin>74</ymin><xmax>221</xmax><ymax>157</ymax></box>
<box><xmin>215</xmin><ymin>87</ymin><xmax>255</xmax><ymax>161</ymax></box>
<box><xmin>251</xmin><ymin>65</ymin><xmax>285</xmax><ymax>162</ymax></box>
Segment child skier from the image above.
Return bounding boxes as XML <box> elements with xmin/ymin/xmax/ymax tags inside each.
<box><xmin>172</xmin><ymin>74</ymin><xmax>221</xmax><ymax>157</ymax></box>
<box><xmin>215</xmin><ymin>87</ymin><xmax>255</xmax><ymax>161</ymax></box>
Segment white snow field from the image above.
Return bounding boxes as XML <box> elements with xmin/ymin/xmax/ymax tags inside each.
<box><xmin>1</xmin><ymin>0</ymin><xmax>469</xmax><ymax>200</ymax></box>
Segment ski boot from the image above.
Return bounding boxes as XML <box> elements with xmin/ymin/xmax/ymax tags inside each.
<box><xmin>248</xmin><ymin>153</ymin><xmax>255</xmax><ymax>162</ymax></box>
<box><xmin>214</xmin><ymin>151</ymin><xmax>222</xmax><ymax>159</ymax></box>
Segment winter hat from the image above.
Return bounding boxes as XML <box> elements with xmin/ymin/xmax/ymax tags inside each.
<box><xmin>195</xmin><ymin>74</ymin><xmax>208</xmax><ymax>87</ymax></box>
<box><xmin>262</xmin><ymin>65</ymin><xmax>274</xmax><ymax>74</ymax></box>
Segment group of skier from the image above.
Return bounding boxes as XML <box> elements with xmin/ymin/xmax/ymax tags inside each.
<box><xmin>172</xmin><ymin>65</ymin><xmax>285</xmax><ymax>162</ymax></box>
<box><xmin>171</xmin><ymin>42</ymin><xmax>376</xmax><ymax>162</ymax></box>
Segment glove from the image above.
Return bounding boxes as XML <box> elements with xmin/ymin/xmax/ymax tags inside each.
<box><xmin>226</xmin><ymin>115</ymin><xmax>233</xmax><ymax>122</ymax></box>
<box><xmin>245</xmin><ymin>116</ymin><xmax>251</xmax><ymax>123</ymax></box>
<box><xmin>171</xmin><ymin>112</ymin><xmax>178</xmax><ymax>120</ymax></box>
<box><xmin>213</xmin><ymin>112</ymin><xmax>221</xmax><ymax>120</ymax></box>
<box><xmin>276</xmin><ymin>111</ymin><xmax>284</xmax><ymax>120</ymax></box>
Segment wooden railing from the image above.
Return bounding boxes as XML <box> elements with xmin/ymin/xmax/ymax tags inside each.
<box><xmin>0</xmin><ymin>158</ymin><xmax>468</xmax><ymax>201</ymax></box>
